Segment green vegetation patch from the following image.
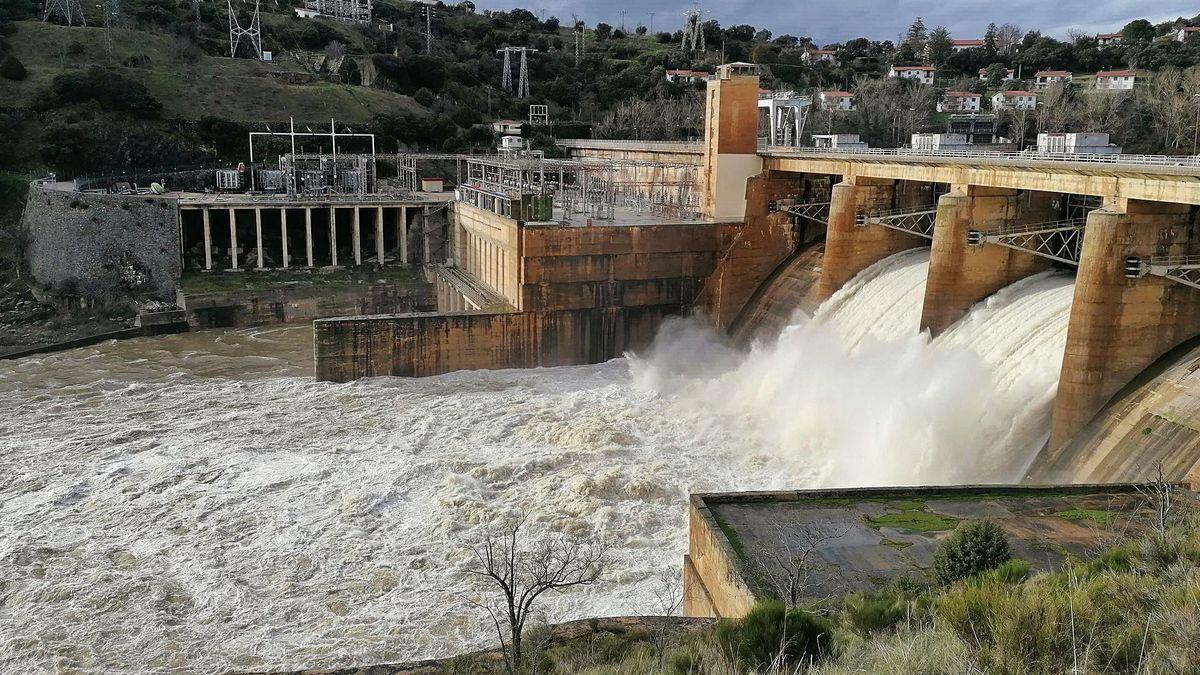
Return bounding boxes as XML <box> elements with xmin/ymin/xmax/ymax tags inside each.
<box><xmin>865</xmin><ymin>511</ymin><xmax>961</xmax><ymax>533</ymax></box>
<box><xmin>710</xmin><ymin>511</ymin><xmax>748</xmax><ymax>563</ymax></box>
<box><xmin>1054</xmin><ymin>509</ymin><xmax>1115</xmax><ymax>526</ymax></box>
<box><xmin>881</xmin><ymin>538</ymin><xmax>914</xmax><ymax>550</ymax></box>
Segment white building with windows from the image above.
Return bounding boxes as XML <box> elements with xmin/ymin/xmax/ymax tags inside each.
<box><xmin>992</xmin><ymin>90</ymin><xmax>1038</xmax><ymax>110</ymax></box>
<box><xmin>803</xmin><ymin>49</ymin><xmax>838</xmax><ymax>65</ymax></box>
<box><xmin>938</xmin><ymin>91</ymin><xmax>981</xmax><ymax>112</ymax></box>
<box><xmin>811</xmin><ymin>134</ymin><xmax>869</xmax><ymax>150</ymax></box>
<box><xmin>889</xmin><ymin>65</ymin><xmax>936</xmax><ymax>85</ymax></box>
<box><xmin>979</xmin><ymin>66</ymin><xmax>1016</xmax><ymax>81</ymax></box>
<box><xmin>1094</xmin><ymin>69</ymin><xmax>1136</xmax><ymax>90</ymax></box>
<box><xmin>665</xmin><ymin>69</ymin><xmax>709</xmax><ymax>84</ymax></box>
<box><xmin>819</xmin><ymin>91</ymin><xmax>855</xmax><ymax>111</ymax></box>
<box><xmin>1096</xmin><ymin>32</ymin><xmax>1122</xmax><ymax>46</ymax></box>
<box><xmin>950</xmin><ymin>39</ymin><xmax>985</xmax><ymax>52</ymax></box>
<box><xmin>1035</xmin><ymin>132</ymin><xmax>1121</xmax><ymax>155</ymax></box>
<box><xmin>911</xmin><ymin>133</ymin><xmax>971</xmax><ymax>151</ymax></box>
<box><xmin>1035</xmin><ymin>70</ymin><xmax>1072</xmax><ymax>88</ymax></box>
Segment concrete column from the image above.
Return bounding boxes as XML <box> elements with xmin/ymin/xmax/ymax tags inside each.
<box><xmin>329</xmin><ymin>207</ymin><xmax>338</xmax><ymax>267</ymax></box>
<box><xmin>228</xmin><ymin>207</ymin><xmax>239</xmax><ymax>270</ymax></box>
<box><xmin>305</xmin><ymin>208</ymin><xmax>314</xmax><ymax>268</ymax></box>
<box><xmin>254</xmin><ymin>207</ymin><xmax>265</xmax><ymax>270</ymax></box>
<box><xmin>1049</xmin><ymin>200</ymin><xmax>1200</xmax><ymax>453</ymax></box>
<box><xmin>280</xmin><ymin>208</ymin><xmax>290</xmax><ymax>268</ymax></box>
<box><xmin>375</xmin><ymin>206</ymin><xmax>385</xmax><ymax>265</ymax></box>
<box><xmin>700</xmin><ymin>65</ymin><xmax>763</xmax><ymax>219</ymax></box>
<box><xmin>352</xmin><ymin>206</ymin><xmax>362</xmax><ymax>266</ymax></box>
<box><xmin>422</xmin><ymin>205</ymin><xmax>431</xmax><ymax>264</ymax></box>
<box><xmin>201</xmin><ymin>208</ymin><xmax>213</xmax><ymax>271</ymax></box>
<box><xmin>919</xmin><ymin>186</ymin><xmax>1053</xmax><ymax>336</ymax></box>
<box><xmin>814</xmin><ymin>177</ymin><xmax>923</xmax><ymax>304</ymax></box>
<box><xmin>399</xmin><ymin>207</ymin><xmax>409</xmax><ymax>264</ymax></box>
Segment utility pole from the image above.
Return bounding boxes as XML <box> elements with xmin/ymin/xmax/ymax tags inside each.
<box><xmin>1192</xmin><ymin>93</ymin><xmax>1200</xmax><ymax>155</ymax></box>
<box><xmin>618</xmin><ymin>9</ymin><xmax>626</xmax><ymax>32</ymax></box>
<box><xmin>649</xmin><ymin>12</ymin><xmax>655</xmax><ymax>34</ymax></box>
<box><xmin>574</xmin><ymin>28</ymin><xmax>582</xmax><ymax>66</ymax></box>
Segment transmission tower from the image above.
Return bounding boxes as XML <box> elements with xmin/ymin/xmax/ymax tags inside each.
<box><xmin>192</xmin><ymin>0</ymin><xmax>201</xmax><ymax>21</ymax></box>
<box><xmin>42</xmin><ymin>0</ymin><xmax>86</xmax><ymax>26</ymax></box>
<box><xmin>228</xmin><ymin>0</ymin><xmax>262</xmax><ymax>59</ymax></box>
<box><xmin>499</xmin><ymin>47</ymin><xmax>513</xmax><ymax>92</ymax></box>
<box><xmin>681</xmin><ymin>3</ymin><xmax>707</xmax><ymax>53</ymax></box>
<box><xmin>574</xmin><ymin>29</ymin><xmax>582</xmax><ymax>66</ymax></box>
<box><xmin>497</xmin><ymin>47</ymin><xmax>537</xmax><ymax>96</ymax></box>
<box><xmin>102</xmin><ymin>0</ymin><xmax>121</xmax><ymax>56</ymax></box>
<box><xmin>424</xmin><ymin>4</ymin><xmax>433</xmax><ymax>54</ymax></box>
<box><xmin>517</xmin><ymin>48</ymin><xmax>532</xmax><ymax>98</ymax></box>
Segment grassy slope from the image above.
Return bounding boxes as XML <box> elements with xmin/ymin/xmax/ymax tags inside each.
<box><xmin>0</xmin><ymin>21</ymin><xmax>423</xmax><ymax>123</ymax></box>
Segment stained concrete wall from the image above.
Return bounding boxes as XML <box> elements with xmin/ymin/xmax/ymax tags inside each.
<box><xmin>23</xmin><ymin>185</ymin><xmax>181</xmax><ymax>301</ymax></box>
<box><xmin>684</xmin><ymin>496</ymin><xmax>758</xmax><ymax>618</ymax></box>
<box><xmin>1050</xmin><ymin>200</ymin><xmax>1200</xmax><ymax>453</ymax></box>
<box><xmin>451</xmin><ymin>203</ymin><xmax>522</xmax><ymax>306</ymax></box>
<box><xmin>180</xmin><ymin>281</ymin><xmax>435</xmax><ymax>328</ymax></box>
<box><xmin>313</xmin><ymin>305</ymin><xmax>670</xmax><ymax>381</ymax></box>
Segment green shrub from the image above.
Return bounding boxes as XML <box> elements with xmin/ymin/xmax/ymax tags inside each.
<box><xmin>716</xmin><ymin>600</ymin><xmax>833</xmax><ymax>671</ymax></box>
<box><xmin>980</xmin><ymin>558</ymin><xmax>1031</xmax><ymax>584</ymax></box>
<box><xmin>842</xmin><ymin>579</ymin><xmax>931</xmax><ymax>634</ymax></box>
<box><xmin>934</xmin><ymin>520</ymin><xmax>1011</xmax><ymax>585</ymax></box>
<box><xmin>0</xmin><ymin>54</ymin><xmax>24</xmax><ymax>81</ymax></box>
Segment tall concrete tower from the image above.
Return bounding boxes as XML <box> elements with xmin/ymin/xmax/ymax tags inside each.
<box><xmin>701</xmin><ymin>62</ymin><xmax>762</xmax><ymax>220</ymax></box>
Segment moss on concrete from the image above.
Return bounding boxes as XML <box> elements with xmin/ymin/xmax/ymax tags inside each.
<box><xmin>1054</xmin><ymin>509</ymin><xmax>1115</xmax><ymax>526</ymax></box>
<box><xmin>710</xmin><ymin>511</ymin><xmax>748</xmax><ymax>563</ymax></box>
<box><xmin>865</xmin><ymin>511</ymin><xmax>961</xmax><ymax>533</ymax></box>
<box><xmin>880</xmin><ymin>538</ymin><xmax>914</xmax><ymax>550</ymax></box>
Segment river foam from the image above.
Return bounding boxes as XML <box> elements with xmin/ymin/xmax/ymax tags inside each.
<box><xmin>0</xmin><ymin>253</ymin><xmax>1077</xmax><ymax>673</ymax></box>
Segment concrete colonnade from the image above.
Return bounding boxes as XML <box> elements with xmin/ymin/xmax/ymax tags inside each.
<box><xmin>194</xmin><ymin>205</ymin><xmax>414</xmax><ymax>271</ymax></box>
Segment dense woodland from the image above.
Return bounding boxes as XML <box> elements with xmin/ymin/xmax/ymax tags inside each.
<box><xmin>4</xmin><ymin>1</ymin><xmax>1200</xmax><ymax>176</ymax></box>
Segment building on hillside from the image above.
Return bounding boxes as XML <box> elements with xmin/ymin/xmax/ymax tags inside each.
<box><xmin>491</xmin><ymin>120</ymin><xmax>524</xmax><ymax>135</ymax></box>
<box><xmin>811</xmin><ymin>134</ymin><xmax>869</xmax><ymax>150</ymax></box>
<box><xmin>803</xmin><ymin>49</ymin><xmax>839</xmax><ymax>65</ymax></box>
<box><xmin>665</xmin><ymin>69</ymin><xmax>709</xmax><ymax>84</ymax></box>
<box><xmin>1096</xmin><ymin>32</ymin><xmax>1122</xmax><ymax>45</ymax></box>
<box><xmin>979</xmin><ymin>66</ymin><xmax>1016</xmax><ymax>81</ymax></box>
<box><xmin>950</xmin><ymin>38</ymin><xmax>985</xmax><ymax>52</ymax></box>
<box><xmin>992</xmin><ymin>90</ymin><xmax>1038</xmax><ymax>110</ymax></box>
<box><xmin>911</xmin><ymin>133</ymin><xmax>971</xmax><ymax>151</ymax></box>
<box><xmin>1035</xmin><ymin>70</ymin><xmax>1073</xmax><ymax>88</ymax></box>
<box><xmin>819</xmin><ymin>91</ymin><xmax>855</xmax><ymax>111</ymax></box>
<box><xmin>1176</xmin><ymin>26</ymin><xmax>1200</xmax><ymax>41</ymax></box>
<box><xmin>889</xmin><ymin>65</ymin><xmax>936</xmax><ymax>85</ymax></box>
<box><xmin>1035</xmin><ymin>132</ymin><xmax>1122</xmax><ymax>155</ymax></box>
<box><xmin>947</xmin><ymin>113</ymin><xmax>999</xmax><ymax>144</ymax></box>
<box><xmin>1095</xmin><ymin>69</ymin><xmax>1136</xmax><ymax>90</ymax></box>
<box><xmin>937</xmin><ymin>91</ymin><xmax>981</xmax><ymax>112</ymax></box>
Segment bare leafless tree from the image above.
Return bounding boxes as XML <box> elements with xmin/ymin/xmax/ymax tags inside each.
<box><xmin>752</xmin><ymin>522</ymin><xmax>850</xmax><ymax>607</ymax></box>
<box><xmin>465</xmin><ymin>513</ymin><xmax>609</xmax><ymax>673</ymax></box>
<box><xmin>1137</xmin><ymin>460</ymin><xmax>1177</xmax><ymax>536</ymax></box>
<box><xmin>996</xmin><ymin>24</ymin><xmax>1022</xmax><ymax>54</ymax></box>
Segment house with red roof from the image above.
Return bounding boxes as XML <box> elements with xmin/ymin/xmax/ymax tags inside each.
<box><xmin>991</xmin><ymin>90</ymin><xmax>1038</xmax><ymax>110</ymax></box>
<box><xmin>1035</xmin><ymin>70</ymin><xmax>1073</xmax><ymax>88</ymax></box>
<box><xmin>1095</xmin><ymin>69</ymin><xmax>1136</xmax><ymax>90</ymax></box>
<box><xmin>819</xmin><ymin>91</ymin><xmax>856</xmax><ymax>111</ymax></box>
<box><xmin>889</xmin><ymin>65</ymin><xmax>936</xmax><ymax>85</ymax></box>
<box><xmin>938</xmin><ymin>91</ymin><xmax>981</xmax><ymax>112</ymax></box>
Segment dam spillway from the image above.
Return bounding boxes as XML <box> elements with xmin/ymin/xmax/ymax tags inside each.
<box><xmin>0</xmin><ymin>255</ymin><xmax>1095</xmax><ymax>673</ymax></box>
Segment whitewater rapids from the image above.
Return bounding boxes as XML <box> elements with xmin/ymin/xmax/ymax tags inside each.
<box><xmin>0</xmin><ymin>250</ymin><xmax>1076</xmax><ymax>673</ymax></box>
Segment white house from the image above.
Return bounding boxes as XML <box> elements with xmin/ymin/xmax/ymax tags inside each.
<box><xmin>1176</xmin><ymin>27</ymin><xmax>1200</xmax><ymax>42</ymax></box>
<box><xmin>950</xmin><ymin>39</ymin><xmax>985</xmax><ymax>52</ymax></box>
<box><xmin>1095</xmin><ymin>32</ymin><xmax>1122</xmax><ymax>46</ymax></box>
<box><xmin>992</xmin><ymin>90</ymin><xmax>1037</xmax><ymax>110</ymax></box>
<box><xmin>803</xmin><ymin>49</ymin><xmax>838</xmax><ymax>65</ymax></box>
<box><xmin>819</xmin><ymin>91</ymin><xmax>855</xmax><ymax>111</ymax></box>
<box><xmin>1035</xmin><ymin>132</ymin><xmax>1122</xmax><ymax>155</ymax></box>
<box><xmin>1035</xmin><ymin>70</ymin><xmax>1072</xmax><ymax>88</ymax></box>
<box><xmin>812</xmin><ymin>134</ymin><xmax>869</xmax><ymax>150</ymax></box>
<box><xmin>492</xmin><ymin>119</ymin><xmax>524</xmax><ymax>135</ymax></box>
<box><xmin>889</xmin><ymin>65</ymin><xmax>936</xmax><ymax>85</ymax></box>
<box><xmin>978</xmin><ymin>66</ymin><xmax>1015</xmax><ymax>81</ymax></box>
<box><xmin>1094</xmin><ymin>69</ymin><xmax>1136</xmax><ymax>90</ymax></box>
<box><xmin>937</xmin><ymin>91</ymin><xmax>981</xmax><ymax>112</ymax></box>
<box><xmin>665</xmin><ymin>69</ymin><xmax>709</xmax><ymax>84</ymax></box>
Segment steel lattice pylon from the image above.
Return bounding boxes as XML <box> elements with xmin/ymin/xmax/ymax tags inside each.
<box><xmin>968</xmin><ymin>218</ymin><xmax>1087</xmax><ymax>265</ymax></box>
<box><xmin>43</xmin><ymin>0</ymin><xmax>86</xmax><ymax>26</ymax></box>
<box><xmin>497</xmin><ymin>47</ymin><xmax>537</xmax><ymax>97</ymax></box>
<box><xmin>228</xmin><ymin>0</ymin><xmax>262</xmax><ymax>59</ymax></box>
<box><xmin>856</xmin><ymin>206</ymin><xmax>939</xmax><ymax>239</ymax></box>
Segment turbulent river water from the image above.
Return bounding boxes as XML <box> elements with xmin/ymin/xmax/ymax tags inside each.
<box><xmin>0</xmin><ymin>250</ymin><xmax>1077</xmax><ymax>674</ymax></box>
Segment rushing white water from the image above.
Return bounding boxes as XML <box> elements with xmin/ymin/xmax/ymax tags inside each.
<box><xmin>0</xmin><ymin>252</ymin><xmax>1077</xmax><ymax>674</ymax></box>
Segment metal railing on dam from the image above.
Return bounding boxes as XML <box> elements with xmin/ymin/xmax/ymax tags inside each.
<box><xmin>761</xmin><ymin>144</ymin><xmax>1200</xmax><ymax>172</ymax></box>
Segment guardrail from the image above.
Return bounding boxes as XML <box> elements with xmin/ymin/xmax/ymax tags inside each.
<box><xmin>762</xmin><ymin>144</ymin><xmax>1200</xmax><ymax>170</ymax></box>
<box><xmin>556</xmin><ymin>139</ymin><xmax>704</xmax><ymax>153</ymax></box>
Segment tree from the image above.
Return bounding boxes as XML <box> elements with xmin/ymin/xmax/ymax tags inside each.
<box><xmin>986</xmin><ymin>62</ymin><xmax>1009</xmax><ymax>89</ymax></box>
<box><xmin>594</xmin><ymin>22</ymin><xmax>612</xmax><ymax>41</ymax></box>
<box><xmin>1123</xmin><ymin>18</ymin><xmax>1155</xmax><ymax>45</ymax></box>
<box><xmin>926</xmin><ymin>26</ymin><xmax>953</xmax><ymax>66</ymax></box>
<box><xmin>466</xmin><ymin>513</ymin><xmax>608</xmax><ymax>673</ymax></box>
<box><xmin>996</xmin><ymin>23</ymin><xmax>1022</xmax><ymax>54</ymax></box>
<box><xmin>0</xmin><ymin>55</ymin><xmax>25</xmax><ymax>81</ymax></box>
<box><xmin>635</xmin><ymin>25</ymin><xmax>646</xmax><ymax>36</ymax></box>
<box><xmin>933</xmin><ymin>520</ymin><xmax>1011</xmax><ymax>585</ymax></box>
<box><xmin>752</xmin><ymin>522</ymin><xmax>850</xmax><ymax>606</ymax></box>
<box><xmin>984</xmin><ymin>22</ymin><xmax>998</xmax><ymax>52</ymax></box>
<box><xmin>903</xmin><ymin>16</ymin><xmax>928</xmax><ymax>53</ymax></box>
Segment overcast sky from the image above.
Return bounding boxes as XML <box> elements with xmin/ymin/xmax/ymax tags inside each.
<box><xmin>471</xmin><ymin>0</ymin><xmax>1200</xmax><ymax>43</ymax></box>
